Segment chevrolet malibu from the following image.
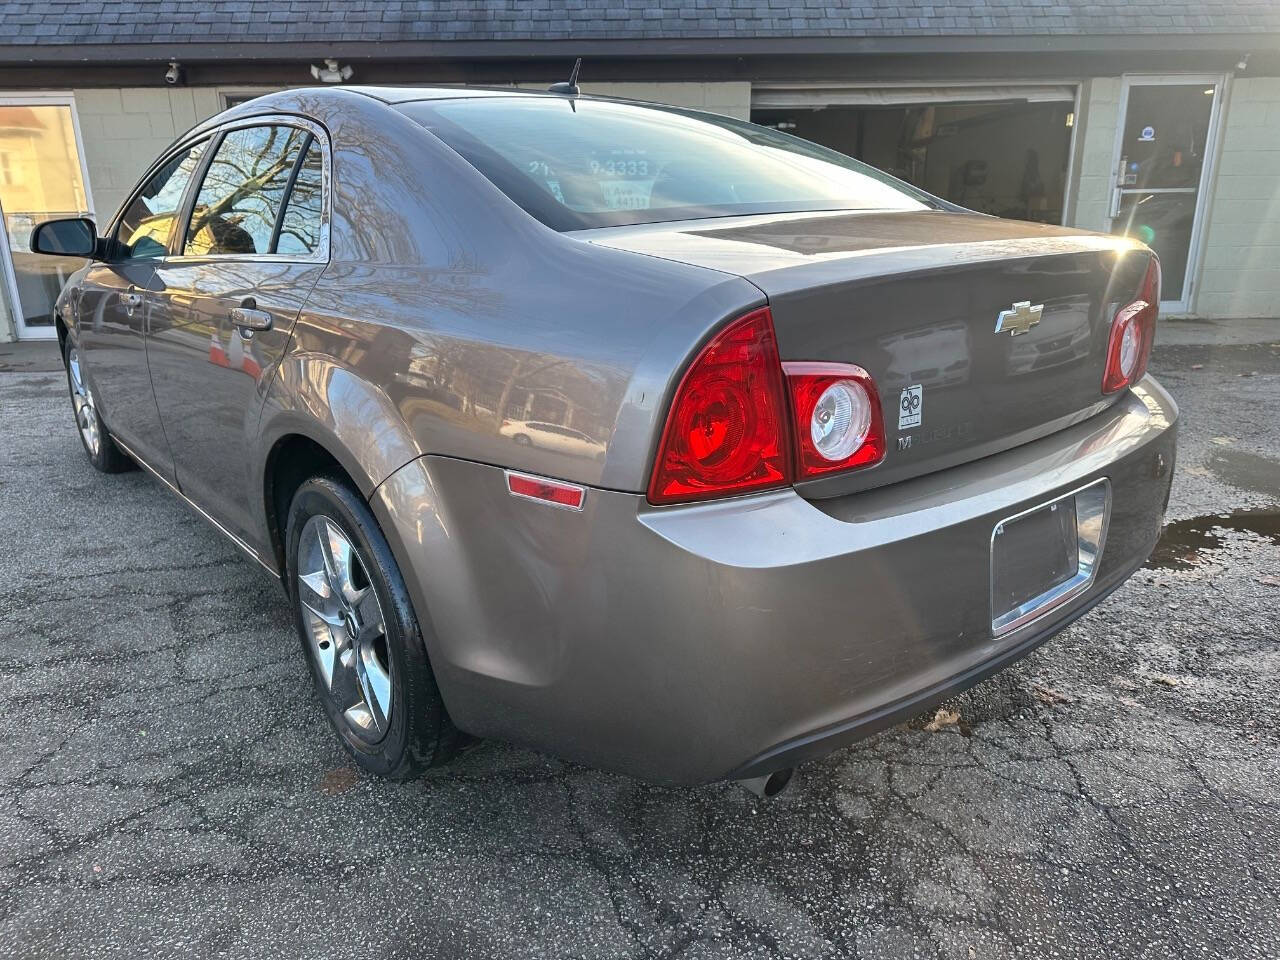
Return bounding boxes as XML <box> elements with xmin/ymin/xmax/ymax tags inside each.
<box><xmin>31</xmin><ymin>86</ymin><xmax>1176</xmax><ymax>795</ymax></box>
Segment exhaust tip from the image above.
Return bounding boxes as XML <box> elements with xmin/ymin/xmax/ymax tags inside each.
<box><xmin>738</xmin><ymin>767</ymin><xmax>794</xmax><ymax>799</ymax></box>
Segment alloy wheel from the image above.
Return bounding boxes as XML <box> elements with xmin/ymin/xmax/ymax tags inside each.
<box><xmin>67</xmin><ymin>347</ymin><xmax>101</xmax><ymax>458</ymax></box>
<box><xmin>296</xmin><ymin>514</ymin><xmax>394</xmax><ymax>744</ymax></box>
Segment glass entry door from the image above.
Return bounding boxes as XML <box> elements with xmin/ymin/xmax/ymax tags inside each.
<box><xmin>1108</xmin><ymin>77</ymin><xmax>1224</xmax><ymax>314</ymax></box>
<box><xmin>0</xmin><ymin>96</ymin><xmax>95</xmax><ymax>339</ymax></box>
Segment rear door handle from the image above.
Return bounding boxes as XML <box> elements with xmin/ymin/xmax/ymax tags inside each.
<box><xmin>230</xmin><ymin>307</ymin><xmax>273</xmax><ymax>334</ymax></box>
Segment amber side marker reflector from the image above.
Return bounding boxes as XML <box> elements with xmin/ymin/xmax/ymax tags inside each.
<box><xmin>505</xmin><ymin>470</ymin><xmax>586</xmax><ymax>511</ymax></box>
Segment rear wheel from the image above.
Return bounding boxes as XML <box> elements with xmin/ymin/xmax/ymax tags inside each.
<box><xmin>286</xmin><ymin>475</ymin><xmax>457</xmax><ymax>778</ymax></box>
<box><xmin>64</xmin><ymin>340</ymin><xmax>134</xmax><ymax>473</ymax></box>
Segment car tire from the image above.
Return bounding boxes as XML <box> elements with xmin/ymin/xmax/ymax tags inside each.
<box><xmin>286</xmin><ymin>474</ymin><xmax>458</xmax><ymax>779</ymax></box>
<box><xmin>63</xmin><ymin>339</ymin><xmax>135</xmax><ymax>474</ymax></box>
<box><xmin>513</xmin><ymin>434</ymin><xmax>531</xmax><ymax>446</ymax></box>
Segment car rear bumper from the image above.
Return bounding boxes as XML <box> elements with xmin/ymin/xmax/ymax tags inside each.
<box><xmin>372</xmin><ymin>376</ymin><xmax>1177</xmax><ymax>784</ymax></box>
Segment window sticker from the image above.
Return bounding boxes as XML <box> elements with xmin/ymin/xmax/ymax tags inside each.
<box><xmin>899</xmin><ymin>384</ymin><xmax>923</xmax><ymax>430</ymax></box>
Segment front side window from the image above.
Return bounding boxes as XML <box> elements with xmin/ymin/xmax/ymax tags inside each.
<box><xmin>399</xmin><ymin>97</ymin><xmax>933</xmax><ymax>231</ymax></box>
<box><xmin>184</xmin><ymin>125</ymin><xmax>309</xmax><ymax>256</ymax></box>
<box><xmin>115</xmin><ymin>140</ymin><xmax>208</xmax><ymax>259</ymax></box>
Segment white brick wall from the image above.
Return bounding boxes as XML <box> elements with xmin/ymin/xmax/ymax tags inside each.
<box><xmin>1072</xmin><ymin>77</ymin><xmax>1122</xmax><ymax>234</ymax></box>
<box><xmin>73</xmin><ymin>86</ymin><xmax>223</xmax><ymax>222</ymax></box>
<box><xmin>517</xmin><ymin>80</ymin><xmax>752</xmax><ymax>118</ymax></box>
<box><xmin>1196</xmin><ymin>77</ymin><xmax>1280</xmax><ymax>318</ymax></box>
<box><xmin>591</xmin><ymin>81</ymin><xmax>752</xmax><ymax>119</ymax></box>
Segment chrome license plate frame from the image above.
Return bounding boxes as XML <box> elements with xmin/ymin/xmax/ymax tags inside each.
<box><xmin>990</xmin><ymin>478</ymin><xmax>1111</xmax><ymax>637</ymax></box>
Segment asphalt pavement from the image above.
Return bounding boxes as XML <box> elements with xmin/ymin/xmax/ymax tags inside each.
<box><xmin>0</xmin><ymin>322</ymin><xmax>1277</xmax><ymax>960</ymax></box>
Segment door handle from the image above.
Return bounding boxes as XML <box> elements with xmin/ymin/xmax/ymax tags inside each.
<box><xmin>230</xmin><ymin>307</ymin><xmax>273</xmax><ymax>334</ymax></box>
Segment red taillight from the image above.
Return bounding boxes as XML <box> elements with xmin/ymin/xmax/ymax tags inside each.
<box><xmin>647</xmin><ymin>307</ymin><xmax>791</xmax><ymax>505</ymax></box>
<box><xmin>1103</xmin><ymin>256</ymin><xmax>1161</xmax><ymax>394</ymax></box>
<box><xmin>648</xmin><ymin>308</ymin><xmax>888</xmax><ymax>505</ymax></box>
<box><xmin>783</xmin><ymin>362</ymin><xmax>886</xmax><ymax>478</ymax></box>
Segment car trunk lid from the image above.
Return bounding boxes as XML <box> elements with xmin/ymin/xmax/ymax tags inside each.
<box><xmin>578</xmin><ymin>209</ymin><xmax>1152</xmax><ymax>499</ymax></box>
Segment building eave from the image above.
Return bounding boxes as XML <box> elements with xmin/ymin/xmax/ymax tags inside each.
<box><xmin>1</xmin><ymin>33</ymin><xmax>1277</xmax><ymax>67</ymax></box>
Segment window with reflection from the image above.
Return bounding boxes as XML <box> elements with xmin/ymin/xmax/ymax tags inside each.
<box><xmin>184</xmin><ymin>125</ymin><xmax>308</xmax><ymax>256</ymax></box>
<box><xmin>116</xmin><ymin>140</ymin><xmax>208</xmax><ymax>259</ymax></box>
<box><xmin>401</xmin><ymin>98</ymin><xmax>932</xmax><ymax>231</ymax></box>
<box><xmin>275</xmin><ymin>139</ymin><xmax>324</xmax><ymax>256</ymax></box>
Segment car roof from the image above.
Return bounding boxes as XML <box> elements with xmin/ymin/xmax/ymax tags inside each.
<box><xmin>342</xmin><ymin>85</ymin><xmax>589</xmax><ymax>106</ymax></box>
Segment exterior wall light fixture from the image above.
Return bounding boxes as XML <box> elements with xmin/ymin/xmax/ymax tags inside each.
<box><xmin>311</xmin><ymin>59</ymin><xmax>354</xmax><ymax>83</ymax></box>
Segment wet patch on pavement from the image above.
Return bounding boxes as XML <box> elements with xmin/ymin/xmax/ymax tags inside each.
<box><xmin>1146</xmin><ymin>507</ymin><xmax>1280</xmax><ymax>570</ymax></box>
<box><xmin>1205</xmin><ymin>447</ymin><xmax>1280</xmax><ymax>497</ymax></box>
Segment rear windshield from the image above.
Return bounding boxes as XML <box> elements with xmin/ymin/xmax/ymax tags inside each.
<box><xmin>398</xmin><ymin>96</ymin><xmax>933</xmax><ymax>230</ymax></box>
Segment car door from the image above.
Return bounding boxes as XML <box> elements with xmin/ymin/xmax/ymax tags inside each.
<box><xmin>146</xmin><ymin>120</ymin><xmax>328</xmax><ymax>543</ymax></box>
<box><xmin>75</xmin><ymin>139</ymin><xmax>210</xmax><ymax>480</ymax></box>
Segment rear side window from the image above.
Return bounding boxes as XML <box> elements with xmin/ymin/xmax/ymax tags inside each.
<box><xmin>275</xmin><ymin>139</ymin><xmax>324</xmax><ymax>256</ymax></box>
<box><xmin>399</xmin><ymin>97</ymin><xmax>931</xmax><ymax>230</ymax></box>
<box><xmin>184</xmin><ymin>125</ymin><xmax>309</xmax><ymax>256</ymax></box>
<box><xmin>115</xmin><ymin>140</ymin><xmax>208</xmax><ymax>258</ymax></box>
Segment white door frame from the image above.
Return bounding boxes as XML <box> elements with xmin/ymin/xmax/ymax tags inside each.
<box><xmin>1106</xmin><ymin>74</ymin><xmax>1228</xmax><ymax>316</ymax></box>
<box><xmin>0</xmin><ymin>91</ymin><xmax>96</xmax><ymax>340</ymax></box>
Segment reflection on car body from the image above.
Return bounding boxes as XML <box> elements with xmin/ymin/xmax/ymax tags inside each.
<box><xmin>881</xmin><ymin>322</ymin><xmax>971</xmax><ymax>390</ymax></box>
<box><xmin>1004</xmin><ymin>300</ymin><xmax>1095</xmax><ymax>377</ymax></box>
<box><xmin>499</xmin><ymin>418</ymin><xmax>607</xmax><ymax>460</ymax></box>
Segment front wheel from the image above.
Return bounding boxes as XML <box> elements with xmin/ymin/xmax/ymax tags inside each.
<box><xmin>64</xmin><ymin>340</ymin><xmax>134</xmax><ymax>473</ymax></box>
<box><xmin>286</xmin><ymin>475</ymin><xmax>457</xmax><ymax>778</ymax></box>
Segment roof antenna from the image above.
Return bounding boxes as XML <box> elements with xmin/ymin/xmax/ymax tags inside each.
<box><xmin>548</xmin><ymin>58</ymin><xmax>582</xmax><ymax>96</ymax></box>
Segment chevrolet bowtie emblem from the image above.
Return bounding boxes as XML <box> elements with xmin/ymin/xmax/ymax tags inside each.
<box><xmin>995</xmin><ymin>300</ymin><xmax>1044</xmax><ymax>336</ymax></box>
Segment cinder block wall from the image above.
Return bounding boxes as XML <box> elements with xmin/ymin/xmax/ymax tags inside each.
<box><xmin>1197</xmin><ymin>77</ymin><xmax>1280</xmax><ymax>319</ymax></box>
<box><xmin>1071</xmin><ymin>77</ymin><xmax>1122</xmax><ymax>235</ymax></box>
<box><xmin>72</xmin><ymin>87</ymin><xmax>225</xmax><ymax>222</ymax></box>
<box><xmin>521</xmin><ymin>80</ymin><xmax>752</xmax><ymax>119</ymax></box>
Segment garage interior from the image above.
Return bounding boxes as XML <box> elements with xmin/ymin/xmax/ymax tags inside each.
<box><xmin>752</xmin><ymin>86</ymin><xmax>1076</xmax><ymax>225</ymax></box>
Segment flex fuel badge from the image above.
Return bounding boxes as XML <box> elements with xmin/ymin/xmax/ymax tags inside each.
<box><xmin>898</xmin><ymin>384</ymin><xmax>923</xmax><ymax>430</ymax></box>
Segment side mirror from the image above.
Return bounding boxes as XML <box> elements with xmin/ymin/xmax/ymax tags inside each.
<box><xmin>30</xmin><ymin>217</ymin><xmax>98</xmax><ymax>258</ymax></box>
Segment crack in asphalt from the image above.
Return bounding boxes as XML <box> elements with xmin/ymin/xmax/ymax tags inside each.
<box><xmin>1</xmin><ymin>348</ymin><xmax>1278</xmax><ymax>960</ymax></box>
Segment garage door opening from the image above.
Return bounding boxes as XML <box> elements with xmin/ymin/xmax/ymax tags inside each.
<box><xmin>752</xmin><ymin>96</ymin><xmax>1075</xmax><ymax>225</ymax></box>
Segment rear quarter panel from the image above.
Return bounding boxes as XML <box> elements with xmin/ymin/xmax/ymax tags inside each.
<box><xmin>281</xmin><ymin>252</ymin><xmax>759</xmax><ymax>493</ymax></box>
